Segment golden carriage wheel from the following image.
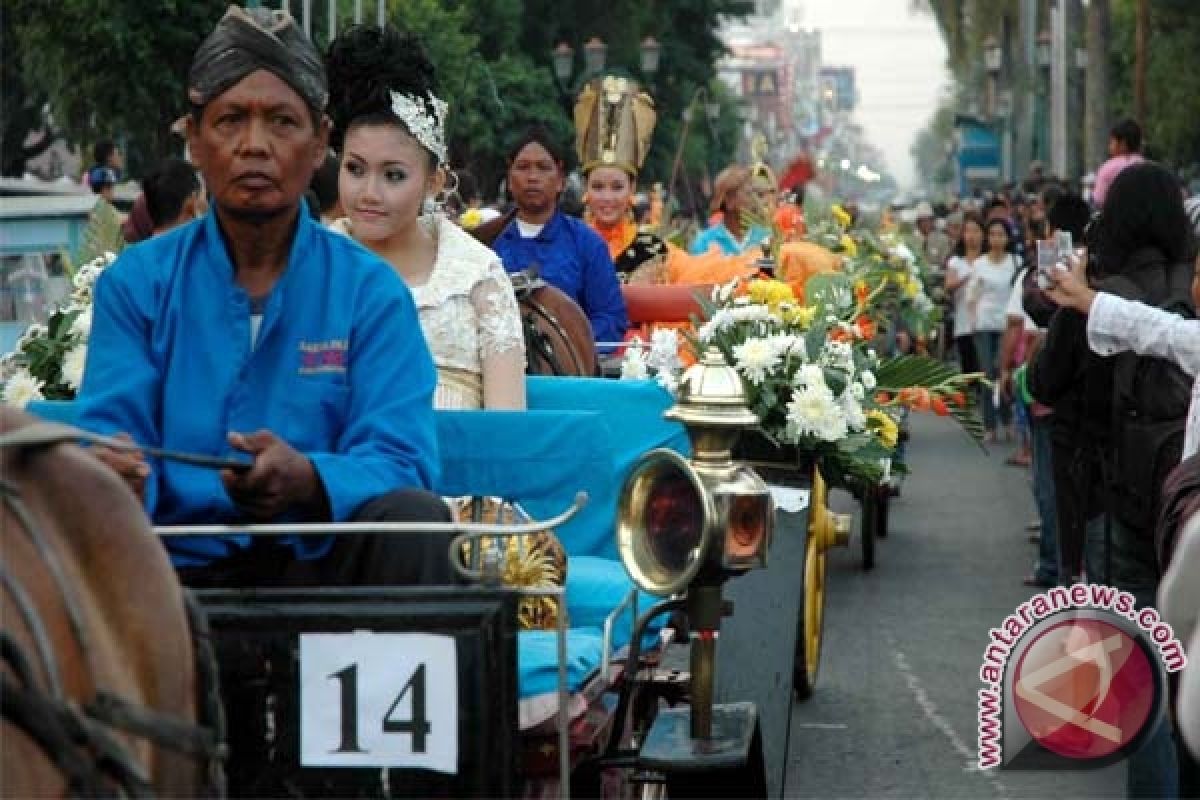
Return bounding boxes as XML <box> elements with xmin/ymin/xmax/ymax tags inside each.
<box><xmin>793</xmin><ymin>469</ymin><xmax>831</xmax><ymax>701</ymax></box>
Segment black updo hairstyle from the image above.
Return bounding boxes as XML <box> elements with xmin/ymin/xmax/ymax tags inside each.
<box><xmin>325</xmin><ymin>24</ymin><xmax>440</xmax><ymax>168</ymax></box>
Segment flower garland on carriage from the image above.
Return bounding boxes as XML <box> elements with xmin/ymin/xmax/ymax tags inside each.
<box><xmin>621</xmin><ymin>201</ymin><xmax>984</xmax><ymax>489</ymax></box>
<box><xmin>0</xmin><ymin>252</ymin><xmax>113</xmax><ymax>408</ymax></box>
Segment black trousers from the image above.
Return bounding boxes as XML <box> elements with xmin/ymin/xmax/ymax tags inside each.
<box><xmin>177</xmin><ymin>488</ymin><xmax>460</xmax><ymax>589</ymax></box>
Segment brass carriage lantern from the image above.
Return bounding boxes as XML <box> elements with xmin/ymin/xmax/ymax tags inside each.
<box><xmin>618</xmin><ymin>346</ymin><xmax>773</xmax><ymax>741</ymax></box>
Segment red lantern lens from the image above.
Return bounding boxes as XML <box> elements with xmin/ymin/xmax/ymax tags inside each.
<box><xmin>643</xmin><ymin>473</ymin><xmax>704</xmax><ymax>573</ymax></box>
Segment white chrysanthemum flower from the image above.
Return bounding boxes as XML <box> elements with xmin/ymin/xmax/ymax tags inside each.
<box><xmin>620</xmin><ymin>348</ymin><xmax>649</xmax><ymax>380</ymax></box>
<box><xmin>767</xmin><ymin>333</ymin><xmax>803</xmax><ymax>360</ymax></box>
<box><xmin>656</xmin><ymin>370</ymin><xmax>679</xmax><ymax>395</ymax></box>
<box><xmin>711</xmin><ymin>278</ymin><xmax>739</xmax><ymax>304</ymax></box>
<box><xmin>785</xmin><ymin>383</ymin><xmax>847</xmax><ymax>443</ymax></box>
<box><xmin>891</xmin><ymin>243</ymin><xmax>916</xmax><ymax>264</ymax></box>
<box><xmin>60</xmin><ymin>345</ymin><xmax>87</xmax><ymax>391</ymax></box>
<box><xmin>842</xmin><ymin>393</ymin><xmax>867</xmax><ymax>431</ymax></box>
<box><xmin>69</xmin><ymin>307</ymin><xmax>93</xmax><ymax>340</ymax></box>
<box><xmin>729</xmin><ymin>304</ymin><xmax>771</xmax><ymax>323</ymax></box>
<box><xmin>696</xmin><ymin>309</ymin><xmax>734</xmax><ymax>342</ymax></box>
<box><xmin>732</xmin><ymin>338</ymin><xmax>781</xmax><ymax>385</ymax></box>
<box><xmin>850</xmin><ymin>381</ymin><xmax>865</xmax><ymax>399</ymax></box>
<box><xmin>2</xmin><ymin>369</ymin><xmax>45</xmax><ymax>409</ymax></box>
<box><xmin>821</xmin><ymin>340</ymin><xmax>854</xmax><ymax>372</ymax></box>
<box><xmin>794</xmin><ymin>363</ymin><xmax>825</xmax><ymax>388</ymax></box>
<box><xmin>647</xmin><ymin>329</ymin><xmax>681</xmax><ymax>372</ymax></box>
<box><xmin>860</xmin><ymin>370</ymin><xmax>876</xmax><ymax>390</ymax></box>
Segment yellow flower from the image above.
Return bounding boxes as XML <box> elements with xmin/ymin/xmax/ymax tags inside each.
<box><xmin>785</xmin><ymin>305</ymin><xmax>818</xmax><ymax>329</ymax></box>
<box><xmin>866</xmin><ymin>410</ymin><xmax>898</xmax><ymax>449</ymax></box>
<box><xmin>459</xmin><ymin>208</ymin><xmax>483</xmax><ymax>229</ymax></box>
<box><xmin>748</xmin><ymin>278</ymin><xmax>795</xmax><ymax>309</ymax></box>
<box><xmin>831</xmin><ymin>204</ymin><xmax>851</xmax><ymax>228</ymax></box>
<box><xmin>840</xmin><ymin>234</ymin><xmax>858</xmax><ymax>258</ymax></box>
<box><xmin>903</xmin><ymin>276</ymin><xmax>920</xmax><ymax>299</ymax></box>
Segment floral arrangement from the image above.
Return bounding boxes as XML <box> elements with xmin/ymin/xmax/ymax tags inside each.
<box><xmin>0</xmin><ymin>252</ymin><xmax>113</xmax><ymax>408</ymax></box>
<box><xmin>620</xmin><ymin>274</ymin><xmax>982</xmax><ymax>486</ymax></box>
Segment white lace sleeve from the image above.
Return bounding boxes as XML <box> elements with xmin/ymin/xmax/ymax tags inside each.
<box><xmin>472</xmin><ymin>261</ymin><xmax>525</xmax><ymax>359</ymax></box>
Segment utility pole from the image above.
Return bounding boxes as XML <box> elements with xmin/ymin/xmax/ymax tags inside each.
<box><xmin>1134</xmin><ymin>0</ymin><xmax>1149</xmax><ymax>129</ymax></box>
<box><xmin>1050</xmin><ymin>0</ymin><xmax>1068</xmax><ymax>179</ymax></box>
<box><xmin>1085</xmin><ymin>0</ymin><xmax>1110</xmax><ymax>171</ymax></box>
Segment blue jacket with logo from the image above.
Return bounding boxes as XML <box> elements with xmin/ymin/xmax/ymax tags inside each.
<box><xmin>77</xmin><ymin>207</ymin><xmax>438</xmax><ymax>566</ymax></box>
<box><xmin>492</xmin><ymin>211</ymin><xmax>629</xmax><ymax>345</ymax></box>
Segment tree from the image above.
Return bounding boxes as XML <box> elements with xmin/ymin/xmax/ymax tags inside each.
<box><xmin>14</xmin><ymin>0</ymin><xmax>229</xmax><ymax>177</ymax></box>
<box><xmin>2</xmin><ymin>3</ymin><xmax>59</xmax><ymax>176</ymax></box>
<box><xmin>1109</xmin><ymin>0</ymin><xmax>1200</xmax><ymax>169</ymax></box>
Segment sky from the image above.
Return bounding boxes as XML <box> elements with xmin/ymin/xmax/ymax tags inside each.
<box><xmin>795</xmin><ymin>0</ymin><xmax>952</xmax><ymax>190</ymax></box>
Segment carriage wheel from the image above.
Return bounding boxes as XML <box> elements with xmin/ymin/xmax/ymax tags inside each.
<box><xmin>793</xmin><ymin>526</ymin><xmax>826</xmax><ymax>701</ymax></box>
<box><xmin>860</xmin><ymin>488</ymin><xmax>876</xmax><ymax>571</ymax></box>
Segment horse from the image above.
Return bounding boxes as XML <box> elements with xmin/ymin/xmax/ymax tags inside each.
<box><xmin>0</xmin><ymin>407</ymin><xmax>223</xmax><ymax>797</ymax></box>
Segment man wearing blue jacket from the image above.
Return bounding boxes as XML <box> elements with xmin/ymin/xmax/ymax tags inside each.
<box><xmin>79</xmin><ymin>6</ymin><xmax>452</xmax><ymax>588</ymax></box>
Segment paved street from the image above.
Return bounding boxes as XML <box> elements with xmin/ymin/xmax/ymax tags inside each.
<box><xmin>785</xmin><ymin>412</ymin><xmax>1125</xmax><ymax>799</ymax></box>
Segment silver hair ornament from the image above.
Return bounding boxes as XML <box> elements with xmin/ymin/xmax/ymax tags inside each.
<box><xmin>390</xmin><ymin>90</ymin><xmax>448</xmax><ymax>165</ymax></box>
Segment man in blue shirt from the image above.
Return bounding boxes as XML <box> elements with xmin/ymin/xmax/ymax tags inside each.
<box><xmin>492</xmin><ymin>127</ymin><xmax>628</xmax><ymax>347</ymax></box>
<box><xmin>79</xmin><ymin>6</ymin><xmax>452</xmax><ymax>588</ymax></box>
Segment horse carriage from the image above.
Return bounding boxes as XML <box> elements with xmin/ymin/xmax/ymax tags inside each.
<box><xmin>7</xmin><ymin>350</ymin><xmax>864</xmax><ymax>798</ymax></box>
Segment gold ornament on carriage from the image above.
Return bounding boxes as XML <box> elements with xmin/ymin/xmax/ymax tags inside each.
<box><xmin>574</xmin><ymin>75</ymin><xmax>657</xmax><ymax>178</ymax></box>
<box><xmin>455</xmin><ymin>497</ymin><xmax>568</xmax><ymax>631</ymax></box>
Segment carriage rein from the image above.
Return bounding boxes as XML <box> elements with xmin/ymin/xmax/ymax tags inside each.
<box><xmin>509</xmin><ymin>267</ymin><xmax>590</xmax><ymax>376</ymax></box>
<box><xmin>0</xmin><ymin>425</ymin><xmax>227</xmax><ymax>797</ymax></box>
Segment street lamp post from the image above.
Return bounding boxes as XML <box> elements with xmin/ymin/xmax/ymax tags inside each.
<box><xmin>1035</xmin><ymin>29</ymin><xmax>1052</xmax><ymax>167</ymax></box>
<box><xmin>550</xmin><ymin>36</ymin><xmax>661</xmax><ymax>101</ymax></box>
<box><xmin>983</xmin><ymin>35</ymin><xmax>1007</xmax><ymax>183</ymax></box>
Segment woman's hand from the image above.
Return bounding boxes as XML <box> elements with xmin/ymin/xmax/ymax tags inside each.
<box><xmin>1044</xmin><ymin>250</ymin><xmax>1097</xmax><ymax>314</ymax></box>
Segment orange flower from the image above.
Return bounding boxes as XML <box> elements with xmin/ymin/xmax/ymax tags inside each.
<box><xmin>900</xmin><ymin>387</ymin><xmax>931</xmax><ymax>411</ymax></box>
<box><xmin>876</xmin><ymin>392</ymin><xmax>892</xmax><ymax>404</ymax></box>
<box><xmin>855</xmin><ymin>315</ymin><xmax>875</xmax><ymax>340</ymax></box>
<box><xmin>950</xmin><ymin>391</ymin><xmax>967</xmax><ymax>408</ymax></box>
<box><xmin>932</xmin><ymin>397</ymin><xmax>950</xmax><ymax>416</ymax></box>
<box><xmin>854</xmin><ymin>280</ymin><xmax>870</xmax><ymax>306</ymax></box>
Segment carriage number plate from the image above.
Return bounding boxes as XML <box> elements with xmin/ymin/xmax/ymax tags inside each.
<box><xmin>299</xmin><ymin>632</ymin><xmax>457</xmax><ymax>772</ymax></box>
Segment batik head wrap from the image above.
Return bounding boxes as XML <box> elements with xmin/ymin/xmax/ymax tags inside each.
<box><xmin>188</xmin><ymin>5</ymin><xmax>328</xmax><ymax>114</ymax></box>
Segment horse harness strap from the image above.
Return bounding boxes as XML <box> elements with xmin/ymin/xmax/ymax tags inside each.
<box><xmin>0</xmin><ymin>430</ymin><xmax>227</xmax><ymax>795</ymax></box>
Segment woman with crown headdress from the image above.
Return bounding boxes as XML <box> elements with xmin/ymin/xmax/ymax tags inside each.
<box><xmin>575</xmin><ymin>76</ymin><xmax>760</xmax><ymax>288</ymax></box>
<box><xmin>325</xmin><ymin>24</ymin><xmax>526</xmax><ymax>411</ymax></box>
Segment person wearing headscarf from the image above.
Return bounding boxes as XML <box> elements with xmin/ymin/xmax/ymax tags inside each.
<box><xmin>78</xmin><ymin>5</ymin><xmax>453</xmax><ymax>589</ymax></box>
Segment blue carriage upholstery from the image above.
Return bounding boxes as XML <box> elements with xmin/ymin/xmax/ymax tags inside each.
<box><xmin>27</xmin><ymin>378</ymin><xmax>689</xmax><ymax>717</ymax></box>
<box><xmin>435</xmin><ymin>378</ymin><xmax>690</xmax><ymax>718</ymax></box>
